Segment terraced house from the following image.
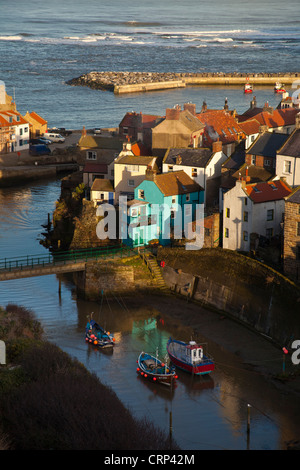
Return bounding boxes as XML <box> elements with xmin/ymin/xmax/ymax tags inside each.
<box><xmin>223</xmin><ymin>178</ymin><xmax>292</xmax><ymax>252</ymax></box>
<box><xmin>123</xmin><ymin>169</ymin><xmax>204</xmax><ymax>247</ymax></box>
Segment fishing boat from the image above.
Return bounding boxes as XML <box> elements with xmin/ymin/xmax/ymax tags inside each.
<box><xmin>167</xmin><ymin>338</ymin><xmax>214</xmax><ymax>375</ymax></box>
<box><xmin>85</xmin><ymin>319</ymin><xmax>115</xmax><ymax>348</ymax></box>
<box><xmin>244</xmin><ymin>83</ymin><xmax>253</xmax><ymax>94</ymax></box>
<box><xmin>136</xmin><ymin>351</ymin><xmax>177</xmax><ymax>386</ymax></box>
<box><xmin>274</xmin><ymin>82</ymin><xmax>286</xmax><ymax>93</ymax></box>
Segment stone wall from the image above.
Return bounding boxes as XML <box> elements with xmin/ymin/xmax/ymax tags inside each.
<box><xmin>284</xmin><ymin>200</ymin><xmax>300</xmax><ymax>281</ymax></box>
<box><xmin>157</xmin><ymin>247</ymin><xmax>300</xmax><ymax>346</ymax></box>
<box><xmin>73</xmin><ymin>256</ymin><xmax>160</xmax><ymax>300</ymax></box>
<box><xmin>66</xmin><ymin>71</ymin><xmax>300</xmax><ymax>94</ymax></box>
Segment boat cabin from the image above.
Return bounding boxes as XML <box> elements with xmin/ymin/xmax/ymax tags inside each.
<box><xmin>187</xmin><ymin>341</ymin><xmax>203</xmax><ymax>363</ymax></box>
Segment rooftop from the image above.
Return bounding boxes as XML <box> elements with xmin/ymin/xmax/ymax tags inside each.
<box><xmin>163</xmin><ymin>147</ymin><xmax>213</xmax><ymax>168</ymax></box>
<box><xmin>152</xmin><ymin>170</ymin><xmax>203</xmax><ymax>196</ymax></box>
<box><xmin>244</xmin><ymin>179</ymin><xmax>292</xmax><ymax>203</ymax></box>
<box><xmin>277</xmin><ymin>128</ymin><xmax>300</xmax><ymax>158</ymax></box>
<box><xmin>246</xmin><ymin>131</ymin><xmax>289</xmax><ymax>158</ymax></box>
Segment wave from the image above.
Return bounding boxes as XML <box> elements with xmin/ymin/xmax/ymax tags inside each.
<box><xmin>0</xmin><ymin>35</ymin><xmax>23</xmax><ymax>41</ymax></box>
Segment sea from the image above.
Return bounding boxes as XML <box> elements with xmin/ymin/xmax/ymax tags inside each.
<box><xmin>0</xmin><ymin>0</ymin><xmax>300</xmax><ymax>130</ymax></box>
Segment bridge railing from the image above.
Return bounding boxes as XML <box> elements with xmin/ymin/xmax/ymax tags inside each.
<box><xmin>0</xmin><ymin>245</ymin><xmax>146</xmax><ymax>272</ymax></box>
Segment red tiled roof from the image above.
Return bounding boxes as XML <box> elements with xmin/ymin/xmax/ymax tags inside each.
<box><xmin>83</xmin><ymin>163</ymin><xmax>107</xmax><ymax>173</ymax></box>
<box><xmin>242</xmin><ymin>108</ymin><xmax>298</xmax><ymax>129</ymax></box>
<box><xmin>29</xmin><ymin>111</ymin><xmax>47</xmax><ymax>125</ymax></box>
<box><xmin>244</xmin><ymin>179</ymin><xmax>292</xmax><ymax>203</ymax></box>
<box><xmin>238</xmin><ymin>118</ymin><xmax>261</xmax><ymax>135</ymax></box>
<box><xmin>196</xmin><ymin>110</ymin><xmax>244</xmax><ymax>145</ymax></box>
<box><xmin>0</xmin><ymin>110</ymin><xmax>29</xmax><ymax>126</ymax></box>
<box><xmin>131</xmin><ymin>141</ymin><xmax>151</xmax><ymax>156</ymax></box>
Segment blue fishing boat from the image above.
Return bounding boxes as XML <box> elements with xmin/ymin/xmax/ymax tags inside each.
<box><xmin>85</xmin><ymin>319</ymin><xmax>115</xmax><ymax>348</ymax></box>
<box><xmin>137</xmin><ymin>351</ymin><xmax>177</xmax><ymax>387</ymax></box>
<box><xmin>167</xmin><ymin>338</ymin><xmax>214</xmax><ymax>375</ymax></box>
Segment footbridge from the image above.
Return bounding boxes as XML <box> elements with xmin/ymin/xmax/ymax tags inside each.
<box><xmin>0</xmin><ymin>246</ymin><xmax>139</xmax><ymax>281</ymax></box>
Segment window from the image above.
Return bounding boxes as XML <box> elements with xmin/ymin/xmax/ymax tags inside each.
<box><xmin>205</xmin><ymin>228</ymin><xmax>210</xmax><ymax>237</ymax></box>
<box><xmin>297</xmin><ymin>221</ymin><xmax>300</xmax><ymax>236</ymax></box>
<box><xmin>284</xmin><ymin>160</ymin><xmax>291</xmax><ymax>173</ymax></box>
<box><xmin>251</xmin><ymin>155</ymin><xmax>256</xmax><ymax>165</ymax></box>
<box><xmin>128</xmin><ymin>179</ymin><xmax>135</xmax><ymax>187</ymax></box>
<box><xmin>243</xmin><ymin>231</ymin><xmax>248</xmax><ymax>241</ymax></box>
<box><xmin>226</xmin><ymin>208</ymin><xmax>230</xmax><ymax>218</ymax></box>
<box><xmin>123</xmin><ymin>127</ymin><xmax>128</xmax><ymax>135</ymax></box>
<box><xmin>87</xmin><ymin>151</ymin><xmax>96</xmax><ymax>160</ymax></box>
<box><xmin>168</xmin><ymin>166</ymin><xmax>173</xmax><ymax>172</ymax></box>
<box><xmin>244</xmin><ymin>211</ymin><xmax>248</xmax><ymax>222</ymax></box>
<box><xmin>244</xmin><ymin>197</ymin><xmax>248</xmax><ymax>206</ymax></box>
<box><xmin>191</xmin><ymin>168</ymin><xmax>197</xmax><ymax>177</ymax></box>
<box><xmin>264</xmin><ymin>159</ymin><xmax>271</xmax><ymax>167</ymax></box>
<box><xmin>266</xmin><ymin>228</ymin><xmax>273</xmax><ymax>238</ymax></box>
<box><xmin>138</xmin><ymin>189</ymin><xmax>145</xmax><ymax>199</ymax></box>
<box><xmin>225</xmin><ymin>228</ymin><xmax>229</xmax><ymax>238</ymax></box>
<box><xmin>267</xmin><ymin>209</ymin><xmax>274</xmax><ymax>221</ymax></box>
<box><xmin>186</xmin><ymin>194</ymin><xmax>190</xmax><ymax>202</ymax></box>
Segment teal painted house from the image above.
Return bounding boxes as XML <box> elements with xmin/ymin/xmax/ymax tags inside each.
<box><xmin>123</xmin><ymin>170</ymin><xmax>204</xmax><ymax>247</ymax></box>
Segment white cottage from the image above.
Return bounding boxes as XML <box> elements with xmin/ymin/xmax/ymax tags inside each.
<box><xmin>223</xmin><ymin>178</ymin><xmax>292</xmax><ymax>252</ymax></box>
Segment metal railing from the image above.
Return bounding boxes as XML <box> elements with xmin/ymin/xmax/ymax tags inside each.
<box><xmin>0</xmin><ymin>245</ymin><xmax>146</xmax><ymax>273</ymax></box>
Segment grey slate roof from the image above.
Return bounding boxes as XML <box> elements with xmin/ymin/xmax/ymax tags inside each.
<box><xmin>278</xmin><ymin>129</ymin><xmax>300</xmax><ymax>158</ymax></box>
<box><xmin>163</xmin><ymin>147</ymin><xmax>212</xmax><ymax>168</ymax></box>
<box><xmin>246</xmin><ymin>132</ymin><xmax>289</xmax><ymax>158</ymax></box>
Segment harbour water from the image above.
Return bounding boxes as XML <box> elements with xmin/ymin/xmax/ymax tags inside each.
<box><xmin>1</xmin><ymin>0</ymin><xmax>300</xmax><ymax>451</ymax></box>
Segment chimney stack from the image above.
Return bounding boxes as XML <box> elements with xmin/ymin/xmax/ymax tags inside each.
<box><xmin>166</xmin><ymin>105</ymin><xmax>181</xmax><ymax>120</ymax></box>
<box><xmin>212</xmin><ymin>139</ymin><xmax>222</xmax><ymax>153</ymax></box>
<box><xmin>184</xmin><ymin>102</ymin><xmax>196</xmax><ymax>115</ymax></box>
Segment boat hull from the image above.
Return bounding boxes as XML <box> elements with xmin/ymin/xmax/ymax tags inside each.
<box><xmin>167</xmin><ymin>339</ymin><xmax>214</xmax><ymax>375</ymax></box>
<box><xmin>85</xmin><ymin>319</ymin><xmax>115</xmax><ymax>348</ymax></box>
<box><xmin>137</xmin><ymin>352</ymin><xmax>177</xmax><ymax>386</ymax></box>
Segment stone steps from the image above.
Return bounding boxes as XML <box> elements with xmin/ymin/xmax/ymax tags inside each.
<box><xmin>142</xmin><ymin>253</ymin><xmax>168</xmax><ymax>291</ymax></box>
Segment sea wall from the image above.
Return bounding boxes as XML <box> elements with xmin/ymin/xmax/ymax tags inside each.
<box><xmin>157</xmin><ymin>247</ymin><xmax>300</xmax><ymax>347</ymax></box>
<box><xmin>73</xmin><ymin>256</ymin><xmax>160</xmax><ymax>300</ymax></box>
<box><xmin>0</xmin><ymin>164</ymin><xmax>78</xmax><ymax>188</ymax></box>
<box><xmin>66</xmin><ymin>71</ymin><xmax>300</xmax><ymax>94</ymax></box>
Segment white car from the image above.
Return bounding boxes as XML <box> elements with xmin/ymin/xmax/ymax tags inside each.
<box><xmin>44</xmin><ymin>133</ymin><xmax>65</xmax><ymax>143</ymax></box>
<box><xmin>94</xmin><ymin>128</ymin><xmax>101</xmax><ymax>134</ymax></box>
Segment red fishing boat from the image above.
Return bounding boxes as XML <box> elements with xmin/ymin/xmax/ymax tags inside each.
<box><xmin>167</xmin><ymin>338</ymin><xmax>214</xmax><ymax>375</ymax></box>
<box><xmin>244</xmin><ymin>83</ymin><xmax>253</xmax><ymax>93</ymax></box>
<box><xmin>274</xmin><ymin>82</ymin><xmax>286</xmax><ymax>93</ymax></box>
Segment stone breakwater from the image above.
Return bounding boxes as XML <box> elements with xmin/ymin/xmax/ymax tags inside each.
<box><xmin>66</xmin><ymin>71</ymin><xmax>300</xmax><ymax>94</ymax></box>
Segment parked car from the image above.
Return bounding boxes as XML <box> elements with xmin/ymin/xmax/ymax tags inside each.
<box><xmin>43</xmin><ymin>133</ymin><xmax>65</xmax><ymax>143</ymax></box>
<box><xmin>47</xmin><ymin>127</ymin><xmax>72</xmax><ymax>136</ymax></box>
<box><xmin>30</xmin><ymin>137</ymin><xmax>52</xmax><ymax>145</ymax></box>
<box><xmin>94</xmin><ymin>128</ymin><xmax>101</xmax><ymax>134</ymax></box>
<box><xmin>29</xmin><ymin>144</ymin><xmax>51</xmax><ymax>156</ymax></box>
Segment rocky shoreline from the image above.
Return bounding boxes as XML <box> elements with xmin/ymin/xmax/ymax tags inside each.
<box><xmin>66</xmin><ymin>71</ymin><xmax>300</xmax><ymax>94</ymax></box>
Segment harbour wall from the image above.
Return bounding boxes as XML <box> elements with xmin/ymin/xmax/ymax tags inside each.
<box><xmin>66</xmin><ymin>71</ymin><xmax>300</xmax><ymax>94</ymax></box>
<box><xmin>0</xmin><ymin>164</ymin><xmax>78</xmax><ymax>188</ymax></box>
<box><xmin>72</xmin><ymin>256</ymin><xmax>161</xmax><ymax>300</ymax></box>
<box><xmin>157</xmin><ymin>247</ymin><xmax>300</xmax><ymax>347</ymax></box>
